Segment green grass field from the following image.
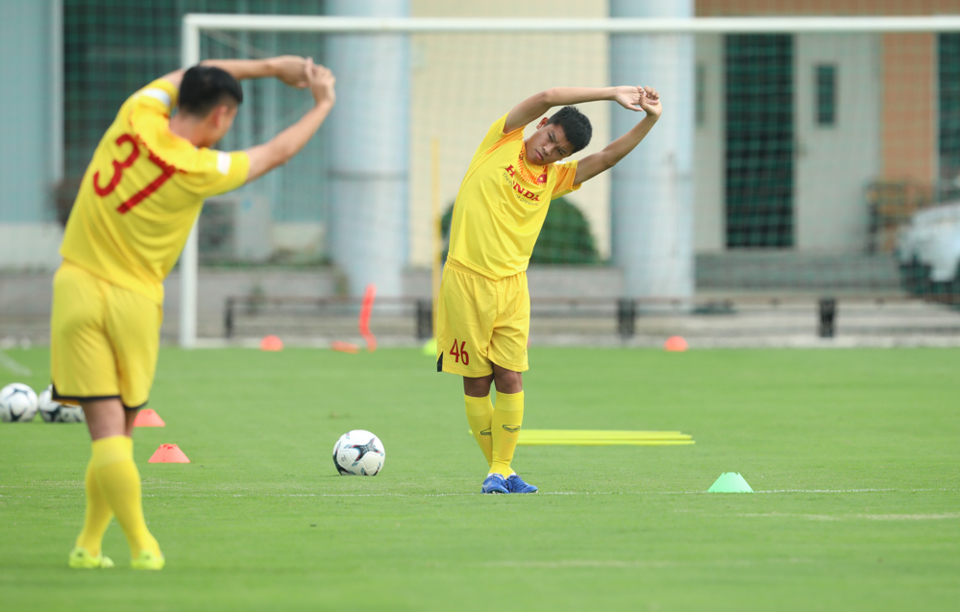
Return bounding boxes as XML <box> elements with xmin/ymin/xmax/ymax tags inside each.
<box><xmin>1</xmin><ymin>347</ymin><xmax>958</xmax><ymax>611</ymax></box>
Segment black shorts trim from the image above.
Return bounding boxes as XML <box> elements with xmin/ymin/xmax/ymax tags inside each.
<box><xmin>51</xmin><ymin>383</ymin><xmax>147</xmax><ymax>412</ymax></box>
<box><xmin>437</xmin><ymin>354</ymin><xmax>443</xmax><ymax>373</ymax></box>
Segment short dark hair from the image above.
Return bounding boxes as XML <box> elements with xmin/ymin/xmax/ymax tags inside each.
<box><xmin>178</xmin><ymin>65</ymin><xmax>243</xmax><ymax>117</ymax></box>
<box><xmin>546</xmin><ymin>106</ymin><xmax>592</xmax><ymax>153</ymax></box>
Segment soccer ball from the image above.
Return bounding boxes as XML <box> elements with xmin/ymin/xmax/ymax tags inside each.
<box><xmin>38</xmin><ymin>386</ymin><xmax>85</xmax><ymax>423</ymax></box>
<box><xmin>0</xmin><ymin>383</ymin><xmax>39</xmax><ymax>422</ymax></box>
<box><xmin>332</xmin><ymin>429</ymin><xmax>385</xmax><ymax>476</ymax></box>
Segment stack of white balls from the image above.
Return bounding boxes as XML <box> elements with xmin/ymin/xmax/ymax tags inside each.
<box><xmin>0</xmin><ymin>383</ymin><xmax>85</xmax><ymax>423</ymax></box>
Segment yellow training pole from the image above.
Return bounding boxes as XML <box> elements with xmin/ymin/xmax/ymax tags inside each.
<box><xmin>470</xmin><ymin>429</ymin><xmax>696</xmax><ymax>446</ymax></box>
<box><xmin>520</xmin><ymin>430</ymin><xmax>691</xmax><ymax>440</ymax></box>
<box><xmin>431</xmin><ymin>138</ymin><xmax>441</xmax><ymax>338</ymax></box>
<box><xmin>519</xmin><ymin>440</ymin><xmax>696</xmax><ymax>446</ymax></box>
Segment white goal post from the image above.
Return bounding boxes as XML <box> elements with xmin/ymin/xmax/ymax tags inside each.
<box><xmin>178</xmin><ymin>14</ymin><xmax>960</xmax><ymax>348</ymax></box>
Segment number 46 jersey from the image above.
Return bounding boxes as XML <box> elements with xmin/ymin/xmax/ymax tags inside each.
<box><xmin>60</xmin><ymin>78</ymin><xmax>250</xmax><ymax>305</ymax></box>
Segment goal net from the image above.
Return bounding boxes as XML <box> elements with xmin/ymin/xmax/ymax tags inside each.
<box><xmin>48</xmin><ymin>5</ymin><xmax>960</xmax><ymax>347</ymax></box>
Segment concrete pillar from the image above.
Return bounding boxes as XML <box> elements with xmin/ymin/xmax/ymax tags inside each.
<box><xmin>325</xmin><ymin>0</ymin><xmax>410</xmax><ymax>296</ymax></box>
<box><xmin>609</xmin><ymin>0</ymin><xmax>695</xmax><ymax>304</ymax></box>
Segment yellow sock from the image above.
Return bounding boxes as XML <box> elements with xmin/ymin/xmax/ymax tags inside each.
<box><xmin>91</xmin><ymin>436</ymin><xmax>161</xmax><ymax>558</ymax></box>
<box><xmin>464</xmin><ymin>394</ymin><xmax>493</xmax><ymax>467</ymax></box>
<box><xmin>490</xmin><ymin>391</ymin><xmax>524</xmax><ymax>477</ymax></box>
<box><xmin>75</xmin><ymin>457</ymin><xmax>114</xmax><ymax>557</ymax></box>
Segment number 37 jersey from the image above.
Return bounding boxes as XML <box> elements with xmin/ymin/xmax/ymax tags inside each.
<box><xmin>60</xmin><ymin>78</ymin><xmax>250</xmax><ymax>305</ymax></box>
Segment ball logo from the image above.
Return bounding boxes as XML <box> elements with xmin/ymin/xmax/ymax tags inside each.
<box><xmin>346</xmin><ymin>439</ymin><xmax>380</xmax><ymax>462</ymax></box>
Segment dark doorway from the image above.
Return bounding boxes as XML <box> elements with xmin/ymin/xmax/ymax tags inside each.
<box><xmin>725</xmin><ymin>34</ymin><xmax>795</xmax><ymax>248</ymax></box>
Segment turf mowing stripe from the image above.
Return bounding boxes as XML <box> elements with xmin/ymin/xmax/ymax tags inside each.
<box><xmin>4</xmin><ymin>487</ymin><xmax>955</xmax><ymax>498</ymax></box>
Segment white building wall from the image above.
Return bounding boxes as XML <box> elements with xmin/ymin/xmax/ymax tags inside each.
<box><xmin>795</xmin><ymin>33</ymin><xmax>882</xmax><ymax>252</ymax></box>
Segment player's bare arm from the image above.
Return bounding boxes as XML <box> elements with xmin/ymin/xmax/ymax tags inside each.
<box><xmin>158</xmin><ymin>55</ymin><xmax>310</xmax><ymax>90</ymax></box>
<box><xmin>245</xmin><ymin>58</ymin><xmax>336</xmax><ymax>182</ymax></box>
<box><xmin>573</xmin><ymin>86</ymin><xmax>661</xmax><ymax>185</ymax></box>
<box><xmin>503</xmin><ymin>85</ymin><xmax>649</xmax><ymax>133</ymax></box>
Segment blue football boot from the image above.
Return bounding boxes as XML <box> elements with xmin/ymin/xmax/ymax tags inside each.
<box><xmin>481</xmin><ymin>473</ymin><xmax>509</xmax><ymax>494</ymax></box>
<box><xmin>506</xmin><ymin>473</ymin><xmax>538</xmax><ymax>493</ymax></box>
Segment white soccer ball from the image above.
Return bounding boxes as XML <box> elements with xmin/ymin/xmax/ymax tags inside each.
<box><xmin>0</xmin><ymin>383</ymin><xmax>39</xmax><ymax>422</ymax></box>
<box><xmin>38</xmin><ymin>386</ymin><xmax>85</xmax><ymax>423</ymax></box>
<box><xmin>332</xmin><ymin>429</ymin><xmax>385</xmax><ymax>476</ymax></box>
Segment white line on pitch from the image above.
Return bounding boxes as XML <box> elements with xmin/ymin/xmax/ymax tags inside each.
<box><xmin>301</xmin><ymin>488</ymin><xmax>955</xmax><ymax>498</ymax></box>
<box><xmin>484</xmin><ymin>558</ymin><xmax>815</xmax><ymax>569</ymax></box>
<box><xmin>729</xmin><ymin>512</ymin><xmax>960</xmax><ymax>521</ymax></box>
<box><xmin>0</xmin><ymin>351</ymin><xmax>32</xmax><ymax>376</ymax></box>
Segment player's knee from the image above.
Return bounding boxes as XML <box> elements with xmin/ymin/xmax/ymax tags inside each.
<box><xmin>463</xmin><ymin>375</ymin><xmax>493</xmax><ymax>397</ymax></box>
<box><xmin>492</xmin><ymin>367</ymin><xmax>522</xmax><ymax>394</ymax></box>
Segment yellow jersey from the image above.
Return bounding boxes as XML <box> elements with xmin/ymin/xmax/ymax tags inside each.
<box><xmin>446</xmin><ymin>113</ymin><xmax>580</xmax><ymax>280</ymax></box>
<box><xmin>60</xmin><ymin>78</ymin><xmax>250</xmax><ymax>305</ymax></box>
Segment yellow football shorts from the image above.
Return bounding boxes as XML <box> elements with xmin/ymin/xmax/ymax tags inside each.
<box><xmin>50</xmin><ymin>261</ymin><xmax>162</xmax><ymax>410</ymax></box>
<box><xmin>436</xmin><ymin>261</ymin><xmax>530</xmax><ymax>377</ymax></box>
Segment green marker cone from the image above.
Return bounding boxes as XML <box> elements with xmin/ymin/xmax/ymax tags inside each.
<box><xmin>707</xmin><ymin>472</ymin><xmax>753</xmax><ymax>493</ymax></box>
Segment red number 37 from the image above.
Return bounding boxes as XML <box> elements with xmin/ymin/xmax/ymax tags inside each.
<box><xmin>450</xmin><ymin>340</ymin><xmax>470</xmax><ymax>365</ymax></box>
<box><xmin>93</xmin><ymin>133</ymin><xmax>177</xmax><ymax>214</ymax></box>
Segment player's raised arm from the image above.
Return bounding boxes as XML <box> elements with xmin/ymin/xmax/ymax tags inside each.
<box><xmin>202</xmin><ymin>55</ymin><xmax>311</xmax><ymax>88</ymax></box>
<box><xmin>573</xmin><ymin>86</ymin><xmax>661</xmax><ymax>185</ymax></box>
<box><xmin>503</xmin><ymin>85</ymin><xmax>648</xmax><ymax>134</ymax></box>
<box><xmin>245</xmin><ymin>58</ymin><xmax>336</xmax><ymax>183</ymax></box>
<box><xmin>158</xmin><ymin>55</ymin><xmax>311</xmax><ymax>91</ymax></box>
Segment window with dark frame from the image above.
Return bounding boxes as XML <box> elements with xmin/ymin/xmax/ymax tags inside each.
<box><xmin>816</xmin><ymin>64</ymin><xmax>836</xmax><ymax>126</ymax></box>
<box><xmin>939</xmin><ymin>34</ymin><xmax>960</xmax><ymax>200</ymax></box>
<box><xmin>725</xmin><ymin>34</ymin><xmax>795</xmax><ymax>248</ymax></box>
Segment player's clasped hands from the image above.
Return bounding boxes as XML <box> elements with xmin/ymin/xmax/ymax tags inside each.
<box><xmin>614</xmin><ymin>85</ymin><xmax>661</xmax><ymax>118</ymax></box>
<box><xmin>304</xmin><ymin>57</ymin><xmax>336</xmax><ymax>106</ymax></box>
<box><xmin>271</xmin><ymin>55</ymin><xmax>313</xmax><ymax>88</ymax></box>
<box><xmin>269</xmin><ymin>55</ymin><xmax>336</xmax><ymax>107</ymax></box>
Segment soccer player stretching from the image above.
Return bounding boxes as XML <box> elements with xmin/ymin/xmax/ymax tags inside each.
<box><xmin>54</xmin><ymin>56</ymin><xmax>335</xmax><ymax>569</ymax></box>
<box><xmin>437</xmin><ymin>84</ymin><xmax>661</xmax><ymax>494</ymax></box>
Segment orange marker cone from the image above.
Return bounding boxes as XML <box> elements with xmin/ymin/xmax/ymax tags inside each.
<box><xmin>260</xmin><ymin>335</ymin><xmax>283</xmax><ymax>351</ymax></box>
<box><xmin>359</xmin><ymin>284</ymin><xmax>377</xmax><ymax>352</ymax></box>
<box><xmin>133</xmin><ymin>409</ymin><xmax>165</xmax><ymax>427</ymax></box>
<box><xmin>148</xmin><ymin>443</ymin><xmax>190</xmax><ymax>463</ymax></box>
<box><xmin>664</xmin><ymin>336</ymin><xmax>688</xmax><ymax>352</ymax></box>
<box><xmin>331</xmin><ymin>341</ymin><xmax>359</xmax><ymax>354</ymax></box>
